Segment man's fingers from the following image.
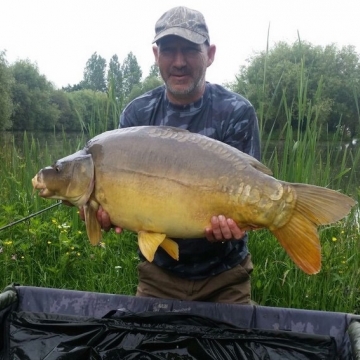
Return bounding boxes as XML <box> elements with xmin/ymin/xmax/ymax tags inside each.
<box><xmin>205</xmin><ymin>227</ymin><xmax>216</xmax><ymax>242</ymax></box>
<box><xmin>114</xmin><ymin>227</ymin><xmax>123</xmax><ymax>234</ymax></box>
<box><xmin>97</xmin><ymin>206</ymin><xmax>112</xmax><ymax>232</ymax></box>
<box><xmin>205</xmin><ymin>215</ymin><xmax>246</xmax><ymax>242</ymax></box>
<box><xmin>210</xmin><ymin>215</ymin><xmax>223</xmax><ymax>240</ymax></box>
<box><xmin>78</xmin><ymin>205</ymin><xmax>122</xmax><ymax>233</ymax></box>
<box><xmin>210</xmin><ymin>215</ymin><xmax>232</xmax><ymax>240</ymax></box>
<box><xmin>218</xmin><ymin>215</ymin><xmax>232</xmax><ymax>239</ymax></box>
<box><xmin>226</xmin><ymin>218</ymin><xmax>246</xmax><ymax>240</ymax></box>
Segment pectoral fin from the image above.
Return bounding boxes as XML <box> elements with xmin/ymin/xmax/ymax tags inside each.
<box><xmin>83</xmin><ymin>202</ymin><xmax>102</xmax><ymax>245</ymax></box>
<box><xmin>138</xmin><ymin>231</ymin><xmax>167</xmax><ymax>262</ymax></box>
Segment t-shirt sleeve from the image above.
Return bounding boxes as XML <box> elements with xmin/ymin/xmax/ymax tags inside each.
<box><xmin>119</xmin><ymin>85</ymin><xmax>165</xmax><ymax>129</ymax></box>
<box><xmin>119</xmin><ymin>102</ymin><xmax>137</xmax><ymax>128</ymax></box>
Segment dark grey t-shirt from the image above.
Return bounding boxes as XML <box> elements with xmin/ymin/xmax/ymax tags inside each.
<box><xmin>119</xmin><ymin>83</ymin><xmax>261</xmax><ymax>279</ymax></box>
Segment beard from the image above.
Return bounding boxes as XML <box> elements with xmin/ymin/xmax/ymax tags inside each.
<box><xmin>162</xmin><ymin>68</ymin><xmax>206</xmax><ymax>98</ymax></box>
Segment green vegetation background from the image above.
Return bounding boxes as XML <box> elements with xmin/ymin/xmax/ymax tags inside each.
<box><xmin>0</xmin><ymin>39</ymin><xmax>359</xmax><ymax>313</ymax></box>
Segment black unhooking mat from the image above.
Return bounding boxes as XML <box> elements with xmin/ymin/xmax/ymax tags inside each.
<box><xmin>5</xmin><ymin>310</ymin><xmax>337</xmax><ymax>360</ymax></box>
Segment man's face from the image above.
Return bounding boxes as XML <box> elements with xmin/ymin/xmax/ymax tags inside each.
<box><xmin>153</xmin><ymin>36</ymin><xmax>215</xmax><ymax>104</ymax></box>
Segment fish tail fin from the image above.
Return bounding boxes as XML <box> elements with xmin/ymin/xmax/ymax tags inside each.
<box><xmin>272</xmin><ymin>212</ymin><xmax>321</xmax><ymax>274</ymax></box>
<box><xmin>272</xmin><ymin>184</ymin><xmax>356</xmax><ymax>274</ymax></box>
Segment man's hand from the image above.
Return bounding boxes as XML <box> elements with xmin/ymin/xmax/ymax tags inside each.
<box><xmin>79</xmin><ymin>206</ymin><xmax>123</xmax><ymax>234</ymax></box>
<box><xmin>205</xmin><ymin>215</ymin><xmax>246</xmax><ymax>242</ymax></box>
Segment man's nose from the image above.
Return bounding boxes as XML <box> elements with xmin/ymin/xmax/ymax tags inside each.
<box><xmin>172</xmin><ymin>50</ymin><xmax>187</xmax><ymax>67</ymax></box>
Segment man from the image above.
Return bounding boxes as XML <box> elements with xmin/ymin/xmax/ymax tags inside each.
<box><xmin>96</xmin><ymin>6</ymin><xmax>261</xmax><ymax>304</ymax></box>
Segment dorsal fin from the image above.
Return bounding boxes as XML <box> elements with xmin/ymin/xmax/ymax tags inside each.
<box><xmin>241</xmin><ymin>152</ymin><xmax>273</xmax><ymax>176</ymax></box>
<box><xmin>157</xmin><ymin>126</ymin><xmax>190</xmax><ymax>133</ymax></box>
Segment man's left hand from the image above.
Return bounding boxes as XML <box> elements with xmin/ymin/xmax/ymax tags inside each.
<box><xmin>205</xmin><ymin>215</ymin><xmax>246</xmax><ymax>242</ymax></box>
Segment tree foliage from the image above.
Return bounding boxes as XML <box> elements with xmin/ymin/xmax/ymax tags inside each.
<box><xmin>148</xmin><ymin>62</ymin><xmax>160</xmax><ymax>78</ymax></box>
<box><xmin>230</xmin><ymin>41</ymin><xmax>360</xmax><ymax>137</ymax></box>
<box><xmin>62</xmin><ymin>83</ymin><xmax>84</xmax><ymax>92</ymax></box>
<box><xmin>121</xmin><ymin>52</ymin><xmax>142</xmax><ymax>97</ymax></box>
<box><xmin>10</xmin><ymin>60</ymin><xmax>60</xmax><ymax>131</ymax></box>
<box><xmin>126</xmin><ymin>75</ymin><xmax>163</xmax><ymax>104</ymax></box>
<box><xmin>66</xmin><ymin>89</ymin><xmax>109</xmax><ymax>132</ymax></box>
<box><xmin>51</xmin><ymin>90</ymin><xmax>77</xmax><ymax>131</ymax></box>
<box><xmin>107</xmin><ymin>54</ymin><xmax>123</xmax><ymax>101</ymax></box>
<box><xmin>82</xmin><ymin>52</ymin><xmax>107</xmax><ymax>92</ymax></box>
<box><xmin>0</xmin><ymin>51</ymin><xmax>14</xmax><ymax>130</ymax></box>
<box><xmin>0</xmin><ymin>51</ymin><xmax>153</xmax><ymax>133</ymax></box>
<box><xmin>4</xmin><ymin>42</ymin><xmax>359</xmax><ymax>137</ymax></box>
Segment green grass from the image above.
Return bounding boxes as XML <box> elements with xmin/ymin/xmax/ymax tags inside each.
<box><xmin>249</xmin><ymin>211</ymin><xmax>360</xmax><ymax>312</ymax></box>
<box><xmin>0</xmin><ymin>131</ymin><xmax>139</xmax><ymax>295</ymax></box>
<box><xmin>0</xmin><ymin>71</ymin><xmax>359</xmax><ymax>313</ymax></box>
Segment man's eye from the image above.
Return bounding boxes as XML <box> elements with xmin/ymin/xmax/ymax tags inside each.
<box><xmin>161</xmin><ymin>48</ymin><xmax>173</xmax><ymax>53</ymax></box>
<box><xmin>185</xmin><ymin>47</ymin><xmax>199</xmax><ymax>54</ymax></box>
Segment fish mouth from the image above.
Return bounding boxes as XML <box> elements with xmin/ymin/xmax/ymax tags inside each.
<box><xmin>32</xmin><ymin>175</ymin><xmax>48</xmax><ymax>197</ymax></box>
<box><xmin>37</xmin><ymin>188</ymin><xmax>47</xmax><ymax>196</ymax></box>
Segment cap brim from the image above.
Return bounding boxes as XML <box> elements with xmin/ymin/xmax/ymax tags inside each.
<box><xmin>152</xmin><ymin>27</ymin><xmax>207</xmax><ymax>44</ymax></box>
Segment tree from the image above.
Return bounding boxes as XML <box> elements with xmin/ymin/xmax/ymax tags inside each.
<box><xmin>121</xmin><ymin>52</ymin><xmax>142</xmax><ymax>97</ymax></box>
<box><xmin>62</xmin><ymin>83</ymin><xmax>84</xmax><ymax>92</ymax></box>
<box><xmin>126</xmin><ymin>75</ymin><xmax>163</xmax><ymax>105</ymax></box>
<box><xmin>10</xmin><ymin>60</ymin><xmax>60</xmax><ymax>131</ymax></box>
<box><xmin>0</xmin><ymin>50</ymin><xmax>13</xmax><ymax>130</ymax></box>
<box><xmin>51</xmin><ymin>90</ymin><xmax>77</xmax><ymax>131</ymax></box>
<box><xmin>148</xmin><ymin>62</ymin><xmax>160</xmax><ymax>78</ymax></box>
<box><xmin>107</xmin><ymin>54</ymin><xmax>123</xmax><ymax>100</ymax></box>
<box><xmin>230</xmin><ymin>41</ymin><xmax>360</xmax><ymax>137</ymax></box>
<box><xmin>82</xmin><ymin>52</ymin><xmax>107</xmax><ymax>92</ymax></box>
<box><xmin>66</xmin><ymin>89</ymin><xmax>109</xmax><ymax>133</ymax></box>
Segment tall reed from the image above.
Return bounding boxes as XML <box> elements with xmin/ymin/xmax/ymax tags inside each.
<box><xmin>249</xmin><ymin>42</ymin><xmax>360</xmax><ymax>313</ymax></box>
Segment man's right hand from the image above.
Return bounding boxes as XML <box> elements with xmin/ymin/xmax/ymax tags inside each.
<box><xmin>79</xmin><ymin>206</ymin><xmax>123</xmax><ymax>234</ymax></box>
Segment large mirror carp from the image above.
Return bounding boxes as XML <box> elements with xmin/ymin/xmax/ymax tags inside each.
<box><xmin>32</xmin><ymin>126</ymin><xmax>356</xmax><ymax>274</ymax></box>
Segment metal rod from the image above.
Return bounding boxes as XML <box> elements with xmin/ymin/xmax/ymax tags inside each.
<box><xmin>0</xmin><ymin>202</ymin><xmax>62</xmax><ymax>231</ymax></box>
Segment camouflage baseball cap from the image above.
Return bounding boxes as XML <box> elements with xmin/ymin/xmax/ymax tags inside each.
<box><xmin>153</xmin><ymin>6</ymin><xmax>210</xmax><ymax>44</ymax></box>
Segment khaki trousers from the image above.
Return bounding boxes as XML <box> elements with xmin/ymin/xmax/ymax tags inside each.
<box><xmin>136</xmin><ymin>255</ymin><xmax>253</xmax><ymax>304</ymax></box>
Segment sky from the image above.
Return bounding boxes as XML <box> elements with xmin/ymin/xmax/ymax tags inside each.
<box><xmin>1</xmin><ymin>0</ymin><xmax>359</xmax><ymax>89</ymax></box>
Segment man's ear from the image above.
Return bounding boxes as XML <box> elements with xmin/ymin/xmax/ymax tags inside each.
<box><xmin>207</xmin><ymin>44</ymin><xmax>216</xmax><ymax>67</ymax></box>
<box><xmin>152</xmin><ymin>45</ymin><xmax>159</xmax><ymax>64</ymax></box>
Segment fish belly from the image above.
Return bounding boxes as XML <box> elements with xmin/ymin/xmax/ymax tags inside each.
<box><xmin>94</xmin><ymin>171</ymin><xmax>237</xmax><ymax>238</ymax></box>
